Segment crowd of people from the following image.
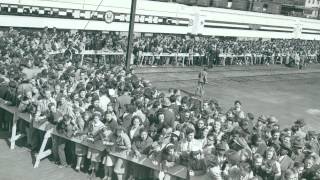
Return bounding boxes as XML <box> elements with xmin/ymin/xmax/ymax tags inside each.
<box><xmin>1</xmin><ymin>27</ymin><xmax>320</xmax><ymax>69</ymax></box>
<box><xmin>1</xmin><ymin>27</ymin><xmax>320</xmax><ymax>180</ymax></box>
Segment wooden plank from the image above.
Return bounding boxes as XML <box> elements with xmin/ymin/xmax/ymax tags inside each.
<box><xmin>10</xmin><ymin>112</ymin><xmax>18</xmax><ymax>150</ymax></box>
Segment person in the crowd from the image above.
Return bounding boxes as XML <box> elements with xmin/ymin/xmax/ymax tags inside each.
<box><xmin>56</xmin><ymin>114</ymin><xmax>75</xmax><ymax>167</ymax></box>
<box><xmin>112</xmin><ymin>126</ymin><xmax>131</xmax><ymax>180</ymax></box>
<box><xmin>86</xmin><ymin>113</ymin><xmax>104</xmax><ymax>177</ymax></box>
<box><xmin>130</xmin><ymin>128</ymin><xmax>153</xmax><ymax>180</ymax></box>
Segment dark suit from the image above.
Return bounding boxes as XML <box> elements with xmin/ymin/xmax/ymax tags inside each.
<box><xmin>161</xmin><ymin>107</ymin><xmax>176</xmax><ymax>128</ymax></box>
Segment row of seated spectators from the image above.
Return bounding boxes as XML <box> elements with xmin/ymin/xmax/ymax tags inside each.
<box><xmin>1</xmin><ymin>27</ymin><xmax>320</xmax><ymax>180</ymax></box>
<box><xmin>1</xmin><ymin>27</ymin><xmax>320</xmax><ymax>68</ymax></box>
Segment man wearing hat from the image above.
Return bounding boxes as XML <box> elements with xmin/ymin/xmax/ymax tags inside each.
<box><xmin>188</xmin><ymin>147</ymin><xmax>207</xmax><ymax>177</ymax></box>
<box><xmin>291</xmin><ymin>137</ymin><xmax>305</xmax><ymax>162</ymax></box>
<box><xmin>2</xmin><ymin>80</ymin><xmax>18</xmax><ymax>130</ymax></box>
<box><xmin>195</xmin><ymin>68</ymin><xmax>207</xmax><ymax>98</ymax></box>
<box><xmin>253</xmin><ymin>115</ymin><xmax>267</xmax><ymax>134</ymax></box>
<box><xmin>159</xmin><ymin>98</ymin><xmax>175</xmax><ymax>128</ymax></box>
<box><xmin>212</xmin><ymin>142</ymin><xmax>229</xmax><ymax>168</ymax></box>
<box><xmin>117</xmin><ymin>86</ymin><xmax>132</xmax><ymax>117</ymax></box>
<box><xmin>293</xmin><ymin>119</ymin><xmax>307</xmax><ymax>139</ymax></box>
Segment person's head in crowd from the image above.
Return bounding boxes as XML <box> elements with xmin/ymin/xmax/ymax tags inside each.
<box><xmin>92</xmin><ymin>95</ymin><xmax>100</xmax><ymax>107</ymax></box>
<box><xmin>271</xmin><ymin>129</ymin><xmax>281</xmax><ymax>141</ymax></box>
<box><xmin>165</xmin><ymin>143</ymin><xmax>175</xmax><ymax>156</ymax></box>
<box><xmin>25</xmin><ymin>90</ymin><xmax>33</xmax><ymax>99</ymax></box>
<box><xmin>171</xmin><ymin>130</ymin><xmax>180</xmax><ymax>143</ymax></box>
<box><xmin>48</xmin><ymin>102</ymin><xmax>56</xmax><ymax>112</ymax></box>
<box><xmin>264</xmin><ymin>146</ymin><xmax>277</xmax><ymax>160</ymax></box>
<box><xmin>272</xmin><ymin>123</ymin><xmax>280</xmax><ymax>130</ymax></box>
<box><xmin>304</xmin><ymin>155</ymin><xmax>315</xmax><ymax>170</ymax></box>
<box><xmin>71</xmin><ymin>92</ymin><xmax>79</xmax><ymax>101</ymax></box>
<box><xmin>9</xmin><ymin>80</ymin><xmax>17</xmax><ymax>91</ymax></box>
<box><xmin>190</xmin><ymin>149</ymin><xmax>201</xmax><ymax>161</ymax></box>
<box><xmin>239</xmin><ymin>118</ymin><xmax>250</xmax><ymax>130</ymax></box>
<box><xmin>291</xmin><ymin>125</ymin><xmax>300</xmax><ymax>135</ymax></box>
<box><xmin>82</xmin><ymin>111</ymin><xmax>91</xmax><ymax>123</ymax></box>
<box><xmin>282</xmin><ymin>128</ymin><xmax>292</xmax><ymax>137</ymax></box>
<box><xmin>283</xmin><ymin>168</ymin><xmax>297</xmax><ymax>180</ymax></box>
<box><xmin>174</xmin><ymin>89</ymin><xmax>181</xmax><ymax>96</ymax></box>
<box><xmin>161</xmin><ymin>125</ymin><xmax>173</xmax><ymax>138</ymax></box>
<box><xmin>281</xmin><ymin>134</ymin><xmax>292</xmax><ymax>147</ymax></box>
<box><xmin>306</xmin><ymin>131</ymin><xmax>318</xmax><ymax>142</ymax></box>
<box><xmin>294</xmin><ymin>119</ymin><xmax>306</xmax><ymax>130</ymax></box>
<box><xmin>106</xmin><ymin>104</ymin><xmax>115</xmax><ymax>113</ymax></box>
<box><xmin>257</xmin><ymin>115</ymin><xmax>267</xmax><ymax>126</ymax></box>
<box><xmin>74</xmin><ymin>108</ymin><xmax>82</xmax><ymax>117</ymax></box>
<box><xmin>116</xmin><ymin>126</ymin><xmax>125</xmax><ymax>137</ymax></box>
<box><xmin>213</xmin><ymin>120</ymin><xmax>222</xmax><ymax>133</ymax></box>
<box><xmin>208</xmin><ymin>161</ymin><xmax>222</xmax><ymax>180</ymax></box>
<box><xmin>204</xmin><ymin>132</ymin><xmax>215</xmax><ymax>148</ymax></box>
<box><xmin>105</xmin><ymin>112</ymin><xmax>113</xmax><ymax>122</ymax></box>
<box><xmin>80</xmin><ymin>70</ymin><xmax>87</xmax><ymax>80</ymax></box>
<box><xmin>92</xmin><ymin>112</ymin><xmax>102</xmax><ymax>124</ymax></box>
<box><xmin>79</xmin><ymin>89</ymin><xmax>86</xmax><ymax>99</ymax></box>
<box><xmin>253</xmin><ymin>153</ymin><xmax>263</xmax><ymax>168</ymax></box>
<box><xmin>148</xmin><ymin>126</ymin><xmax>158</xmax><ymax>140</ymax></box>
<box><xmin>197</xmin><ymin>119</ymin><xmax>205</xmax><ymax>129</ymax></box>
<box><xmin>157</xmin><ymin>111</ymin><xmax>165</xmax><ymax>124</ymax></box>
<box><xmin>168</xmin><ymin>88</ymin><xmax>174</xmax><ymax>96</ymax></box>
<box><xmin>63</xmin><ymin>114</ymin><xmax>72</xmax><ymax>125</ymax></box>
<box><xmin>267</xmin><ymin>116</ymin><xmax>278</xmax><ymax>126</ymax></box>
<box><xmin>162</xmin><ymin>98</ymin><xmax>171</xmax><ymax>108</ymax></box>
<box><xmin>140</xmin><ymin>128</ymin><xmax>148</xmax><ymax>141</ymax></box>
<box><xmin>185</xmin><ymin>128</ymin><xmax>195</xmax><ymax>142</ymax></box>
<box><xmin>216</xmin><ymin>141</ymin><xmax>229</xmax><ymax>156</ymax></box>
<box><xmin>264</xmin><ymin>128</ymin><xmax>272</xmax><ymax>140</ymax></box>
<box><xmin>293</xmin><ymin>161</ymin><xmax>304</xmax><ymax>177</ymax></box>
<box><xmin>43</xmin><ymin>88</ymin><xmax>52</xmax><ymax>99</ymax></box>
<box><xmin>85</xmin><ymin>93</ymin><xmax>92</xmax><ymax>103</ymax></box>
<box><xmin>312</xmin><ymin>165</ymin><xmax>320</xmax><ymax>180</ymax></box>
<box><xmin>59</xmin><ymin>95</ymin><xmax>68</xmax><ymax>105</ymax></box>
<box><xmin>234</xmin><ymin>100</ymin><xmax>241</xmax><ymax>110</ymax></box>
<box><xmin>86</xmin><ymin>83</ymin><xmax>94</xmax><ymax>92</ymax></box>
<box><xmin>131</xmin><ymin>115</ymin><xmax>142</xmax><ymax>127</ymax></box>
<box><xmin>54</xmin><ymin>84</ymin><xmax>61</xmax><ymax>94</ymax></box>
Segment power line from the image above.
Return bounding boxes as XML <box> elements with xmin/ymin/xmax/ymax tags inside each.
<box><xmin>82</xmin><ymin>0</ymin><xmax>104</xmax><ymax>30</ymax></box>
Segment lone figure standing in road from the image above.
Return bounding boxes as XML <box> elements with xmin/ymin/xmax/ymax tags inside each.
<box><xmin>195</xmin><ymin>68</ymin><xmax>208</xmax><ymax>98</ymax></box>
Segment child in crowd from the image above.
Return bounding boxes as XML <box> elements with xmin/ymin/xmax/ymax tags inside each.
<box><xmin>86</xmin><ymin>113</ymin><xmax>105</xmax><ymax>177</ymax></box>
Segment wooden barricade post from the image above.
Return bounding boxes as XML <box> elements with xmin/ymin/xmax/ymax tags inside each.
<box><xmin>33</xmin><ymin>128</ymin><xmax>53</xmax><ymax>168</ymax></box>
<box><xmin>10</xmin><ymin>112</ymin><xmax>22</xmax><ymax>150</ymax></box>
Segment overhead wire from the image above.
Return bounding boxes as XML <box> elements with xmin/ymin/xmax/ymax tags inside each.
<box><xmin>82</xmin><ymin>0</ymin><xmax>104</xmax><ymax>30</ymax></box>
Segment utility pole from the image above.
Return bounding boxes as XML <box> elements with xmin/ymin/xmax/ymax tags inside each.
<box><xmin>125</xmin><ymin>0</ymin><xmax>137</xmax><ymax>72</ymax></box>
